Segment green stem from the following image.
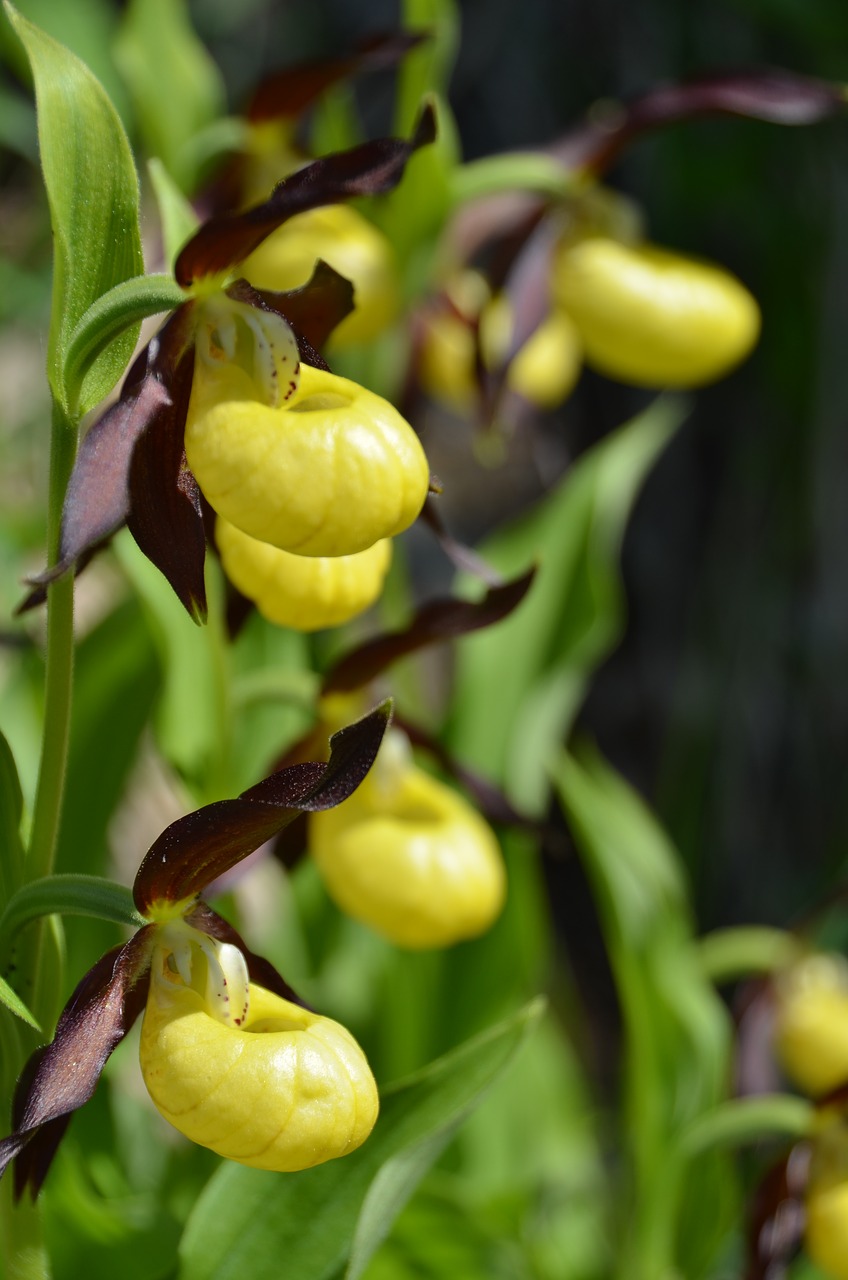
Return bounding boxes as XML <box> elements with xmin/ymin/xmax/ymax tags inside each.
<box><xmin>450</xmin><ymin>153</ymin><xmax>583</xmax><ymax>207</ymax></box>
<box><xmin>1</xmin><ymin>1177</ymin><xmax>49</xmax><ymax>1280</ymax></box>
<box><xmin>698</xmin><ymin>926</ymin><xmax>802</xmax><ymax>985</ymax></box>
<box><xmin>27</xmin><ymin>404</ymin><xmax>77</xmax><ymax>882</ymax></box>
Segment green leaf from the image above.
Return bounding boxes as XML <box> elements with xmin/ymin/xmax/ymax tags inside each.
<box><xmin>62</xmin><ymin>273</ymin><xmax>187</xmax><ymax>400</ymax></box>
<box><xmin>681</xmin><ymin>1094</ymin><xmax>814</xmax><ymax>1157</ymax></box>
<box><xmin>450</xmin><ymin>397</ymin><xmax>685</xmax><ymax>813</ymax></box>
<box><xmin>177</xmin><ymin>999</ymin><xmax>544</xmax><ymax>1280</ymax></box>
<box><xmin>112</xmin><ymin>530</ymin><xmax>221</xmax><ymax>794</ymax></box>
<box><xmin>0</xmin><ymin>725</ymin><xmax>25</xmax><ymax>897</ymax></box>
<box><xmin>56</xmin><ymin>597</ymin><xmax>160</xmax><ymax>882</ymax></box>
<box><xmin>115</xmin><ymin>0</ymin><xmax>225</xmax><ymax>193</ymax></box>
<box><xmin>552</xmin><ymin>746</ymin><xmax>733</xmax><ymax>1280</ymax></box>
<box><xmin>148</xmin><ymin>158</ymin><xmax>201</xmax><ymax>270</ymax></box>
<box><xmin>0</xmin><ymin>875</ymin><xmax>144</xmax><ymax>944</ymax></box>
<box><xmin>5</xmin><ymin>2</ymin><xmax>144</xmax><ymax>415</ymax></box>
<box><xmin>0</xmin><ymin>970</ymin><xmax>40</xmax><ymax>1029</ymax></box>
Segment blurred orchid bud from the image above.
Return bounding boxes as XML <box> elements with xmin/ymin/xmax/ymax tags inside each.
<box><xmin>774</xmin><ymin>953</ymin><xmax>848</xmax><ymax>1098</ymax></box>
<box><xmin>418</xmin><ymin>269</ymin><xmax>582</xmax><ymax>413</ymax></box>
<box><xmin>552</xmin><ymin>235</ymin><xmax>760</xmax><ymax>387</ymax></box>
<box><xmin>139</xmin><ymin>925</ymin><xmax>379</xmax><ymax>1171</ymax></box>
<box><xmin>243</xmin><ymin>204</ymin><xmax>400</xmax><ymax>346</ymax></box>
<box><xmin>216</xmin><ymin>517</ymin><xmax>392</xmax><ymax>630</ymax></box>
<box><xmin>310</xmin><ymin>729</ymin><xmax>506</xmax><ymax>948</ymax></box>
<box><xmin>805</xmin><ymin>1123</ymin><xmax>848</xmax><ymax>1280</ymax></box>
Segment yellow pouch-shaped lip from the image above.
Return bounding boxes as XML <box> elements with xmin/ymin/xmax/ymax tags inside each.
<box><xmin>185</xmin><ymin>362</ymin><xmax>429</xmax><ymax>558</ymax></box>
<box><xmin>774</xmin><ymin>954</ymin><xmax>848</xmax><ymax>1098</ymax></box>
<box><xmin>216</xmin><ymin>518</ymin><xmax>391</xmax><ymax>631</ymax></box>
<box><xmin>243</xmin><ymin>205</ymin><xmax>399</xmax><ymax>347</ymax></box>
<box><xmin>552</xmin><ymin>236</ymin><xmax>760</xmax><ymax>388</ymax></box>
<box><xmin>140</xmin><ymin>957</ymin><xmax>379</xmax><ymax>1172</ymax></box>
<box><xmin>806</xmin><ymin>1177</ymin><xmax>848</xmax><ymax>1280</ymax></box>
<box><xmin>310</xmin><ymin>755</ymin><xmax>506</xmax><ymax>949</ymax></box>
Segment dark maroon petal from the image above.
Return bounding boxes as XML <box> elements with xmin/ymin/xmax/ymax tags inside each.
<box><xmin>247</xmin><ymin>32</ymin><xmax>427</xmax><ymax>123</ymax></box>
<box><xmin>126</xmin><ymin>336</ymin><xmax>207</xmax><ymax>621</ymax></box>
<box><xmin>250</xmin><ymin>262</ymin><xmax>356</xmax><ymax>353</ymax></box>
<box><xmin>0</xmin><ymin>927</ymin><xmax>154</xmax><ymax>1193</ymax></box>
<box><xmin>133</xmin><ymin>701</ymin><xmax>391</xmax><ymax>912</ymax></box>
<box><xmin>322</xmin><ymin>571</ymin><xmax>536</xmax><ymax>695</ymax></box>
<box><xmin>186</xmin><ymin>902</ymin><xmax>309</xmax><ymax>1010</ymax></box>
<box><xmin>556</xmin><ymin>70</ymin><xmax>845</xmax><ymax>174</ymax></box>
<box><xmin>17</xmin><ymin>304</ymin><xmax>197</xmax><ymax>614</ymax></box>
<box><xmin>175</xmin><ymin>105</ymin><xmax>437</xmax><ymax>286</ymax></box>
<box><xmin>13</xmin><ymin>1113</ymin><xmax>71</xmax><ymax>1201</ymax></box>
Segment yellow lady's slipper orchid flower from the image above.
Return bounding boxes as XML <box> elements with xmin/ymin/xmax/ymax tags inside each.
<box><xmin>418</xmin><ymin>270</ymin><xmax>582</xmax><ymax>413</ymax></box>
<box><xmin>216</xmin><ymin>517</ymin><xmax>392</xmax><ymax>630</ymax></box>
<box><xmin>480</xmin><ymin>295</ymin><xmax>582</xmax><ymax>408</ymax></box>
<box><xmin>552</xmin><ymin>236</ymin><xmax>760</xmax><ymax>387</ymax></box>
<box><xmin>243</xmin><ymin>204</ymin><xmax>400</xmax><ymax>346</ymax></box>
<box><xmin>310</xmin><ymin>730</ymin><xmax>506</xmax><ymax>948</ymax></box>
<box><xmin>805</xmin><ymin>1124</ymin><xmax>848</xmax><ymax>1280</ymax></box>
<box><xmin>185</xmin><ymin>358</ymin><xmax>429</xmax><ymax>558</ymax></box>
<box><xmin>774</xmin><ymin>954</ymin><xmax>848</xmax><ymax>1098</ymax></box>
<box><xmin>139</xmin><ymin>924</ymin><xmax>378</xmax><ymax>1171</ymax></box>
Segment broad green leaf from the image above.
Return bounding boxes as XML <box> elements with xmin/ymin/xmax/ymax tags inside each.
<box><xmin>6</xmin><ymin>2</ymin><xmax>144</xmax><ymax>415</ymax></box>
<box><xmin>0</xmin><ymin>970</ymin><xmax>39</xmax><ymax>1028</ymax></box>
<box><xmin>553</xmin><ymin>746</ymin><xmax>733</xmax><ymax>1280</ymax></box>
<box><xmin>360</xmin><ymin>1181</ymin><xmax>509</xmax><ymax>1280</ymax></box>
<box><xmin>449</xmin><ymin>397</ymin><xmax>685</xmax><ymax>813</ymax></box>
<box><xmin>115</xmin><ymin>0</ymin><xmax>225</xmax><ymax>193</ymax></box>
<box><xmin>148</xmin><ymin>158</ymin><xmax>201</xmax><ymax>270</ymax></box>
<box><xmin>178</xmin><ymin>999</ymin><xmax>543</xmax><ymax>1280</ymax></box>
<box><xmin>0</xmin><ymin>726</ymin><xmax>24</xmax><ymax>896</ymax></box>
<box><xmin>0</xmin><ymin>0</ymin><xmax>128</xmax><ymax>120</ymax></box>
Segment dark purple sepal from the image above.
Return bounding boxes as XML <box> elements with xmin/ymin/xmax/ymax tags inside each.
<box><xmin>0</xmin><ymin>927</ymin><xmax>155</xmax><ymax>1195</ymax></box>
<box><xmin>249</xmin><ymin>261</ymin><xmax>356</xmax><ymax>354</ymax></box>
<box><xmin>322</xmin><ymin>571</ymin><xmax>536</xmax><ymax>695</ymax></box>
<box><xmin>557</xmin><ymin>70</ymin><xmax>846</xmax><ymax>174</ymax></box>
<box><xmin>133</xmin><ymin>701</ymin><xmax>391</xmax><ymax>913</ymax></box>
<box><xmin>18</xmin><ymin>304</ymin><xmax>197</xmax><ymax>615</ymax></box>
<box><xmin>126</xmin><ymin>339</ymin><xmax>207</xmax><ymax>621</ymax></box>
<box><xmin>247</xmin><ymin>32</ymin><xmax>427</xmax><ymax>123</ymax></box>
<box><xmin>174</xmin><ymin>105</ymin><xmax>438</xmax><ymax>286</ymax></box>
<box><xmin>186</xmin><ymin>902</ymin><xmax>309</xmax><ymax>1010</ymax></box>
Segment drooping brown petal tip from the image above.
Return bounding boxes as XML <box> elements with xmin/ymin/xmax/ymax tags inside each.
<box><xmin>556</xmin><ymin>69</ymin><xmax>846</xmax><ymax>174</ymax></box>
<box><xmin>174</xmin><ymin>104</ymin><xmax>438</xmax><ymax>286</ymax></box>
<box><xmin>247</xmin><ymin>31</ymin><xmax>428</xmax><ymax>123</ymax></box>
<box><xmin>321</xmin><ymin>569</ymin><xmax>536</xmax><ymax>695</ymax></box>
<box><xmin>0</xmin><ymin>928</ymin><xmax>154</xmax><ymax>1198</ymax></box>
<box><xmin>133</xmin><ymin>701</ymin><xmax>391</xmax><ymax>913</ymax></box>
